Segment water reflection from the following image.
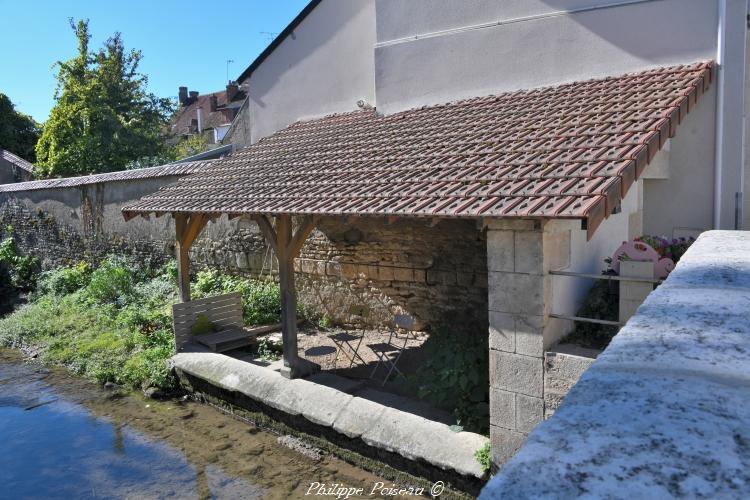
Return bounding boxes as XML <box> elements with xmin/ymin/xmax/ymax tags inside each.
<box><xmin>0</xmin><ymin>350</ymin><xmax>390</xmax><ymax>499</ymax></box>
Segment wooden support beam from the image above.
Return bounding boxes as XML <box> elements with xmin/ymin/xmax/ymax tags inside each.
<box><xmin>289</xmin><ymin>215</ymin><xmax>319</xmax><ymax>258</ymax></box>
<box><xmin>253</xmin><ymin>214</ymin><xmax>279</xmax><ymax>254</ymax></box>
<box><xmin>253</xmin><ymin>213</ymin><xmax>320</xmax><ymax>379</ymax></box>
<box><xmin>174</xmin><ymin>213</ymin><xmax>209</xmax><ymax>303</ymax></box>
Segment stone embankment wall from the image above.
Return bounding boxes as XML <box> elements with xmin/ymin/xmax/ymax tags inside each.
<box><xmin>0</xmin><ymin>176</ymin><xmax>487</xmax><ymax>333</ymax></box>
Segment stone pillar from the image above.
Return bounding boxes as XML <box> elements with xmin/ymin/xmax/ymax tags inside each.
<box><xmin>486</xmin><ymin>219</ymin><xmax>570</xmax><ymax>466</ymax></box>
<box><xmin>618</xmin><ymin>260</ymin><xmax>654</xmax><ymax>323</ymax></box>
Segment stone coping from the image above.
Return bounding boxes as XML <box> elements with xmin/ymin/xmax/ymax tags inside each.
<box><xmin>170</xmin><ymin>352</ymin><xmax>488</xmax><ymax>478</ymax></box>
<box><xmin>481</xmin><ymin>230</ymin><xmax>750</xmax><ymax>498</ymax></box>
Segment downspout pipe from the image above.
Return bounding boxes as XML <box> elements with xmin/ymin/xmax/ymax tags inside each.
<box><xmin>713</xmin><ymin>0</ymin><xmax>727</xmax><ymax>229</ymax></box>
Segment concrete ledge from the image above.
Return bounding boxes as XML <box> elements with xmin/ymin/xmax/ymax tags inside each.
<box><xmin>482</xmin><ymin>231</ymin><xmax>750</xmax><ymax>498</ymax></box>
<box><xmin>171</xmin><ymin>352</ymin><xmax>488</xmax><ymax>479</ymax></box>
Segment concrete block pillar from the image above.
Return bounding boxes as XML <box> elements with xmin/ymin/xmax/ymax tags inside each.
<box><xmin>486</xmin><ymin>219</ymin><xmax>570</xmax><ymax>466</ymax></box>
<box><xmin>618</xmin><ymin>260</ymin><xmax>654</xmax><ymax>323</ymax></box>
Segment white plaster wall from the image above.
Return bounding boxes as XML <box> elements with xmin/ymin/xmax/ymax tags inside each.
<box><xmin>642</xmin><ymin>86</ymin><xmax>717</xmax><ymax>237</ymax></box>
<box><xmin>546</xmin><ymin>183</ymin><xmax>641</xmax><ymax>347</ymax></box>
<box><xmin>246</xmin><ymin>0</ymin><xmax>375</xmax><ymax>143</ymax></box>
<box><xmin>375</xmin><ymin>0</ymin><xmax>717</xmax><ymax>114</ymax></box>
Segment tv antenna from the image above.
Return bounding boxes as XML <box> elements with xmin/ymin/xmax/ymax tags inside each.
<box><xmin>260</xmin><ymin>31</ymin><xmax>279</xmax><ymax>41</ymax></box>
<box><xmin>226</xmin><ymin>59</ymin><xmax>235</xmax><ymax>83</ymax></box>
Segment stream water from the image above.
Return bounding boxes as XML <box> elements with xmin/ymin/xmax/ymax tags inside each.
<box><xmin>0</xmin><ymin>349</ymin><xmax>400</xmax><ymax>499</ymax></box>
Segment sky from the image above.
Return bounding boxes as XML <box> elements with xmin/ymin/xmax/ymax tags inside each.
<box><xmin>0</xmin><ymin>0</ymin><xmax>310</xmax><ymax>122</ymax></box>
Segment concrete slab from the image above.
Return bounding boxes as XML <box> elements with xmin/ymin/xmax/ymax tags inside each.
<box><xmin>362</xmin><ymin>406</ymin><xmax>488</xmax><ymax>477</ymax></box>
<box><xmin>172</xmin><ymin>352</ymin><xmax>489</xmax><ymax>479</ymax></box>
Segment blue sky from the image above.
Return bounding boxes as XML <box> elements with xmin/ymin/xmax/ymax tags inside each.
<box><xmin>0</xmin><ymin>0</ymin><xmax>310</xmax><ymax>122</ymax></box>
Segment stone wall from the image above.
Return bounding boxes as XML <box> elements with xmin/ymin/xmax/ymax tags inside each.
<box><xmin>543</xmin><ymin>345</ymin><xmax>598</xmax><ymax>419</ymax></box>
<box><xmin>0</xmin><ymin>178</ymin><xmax>488</xmax><ymax>334</ymax></box>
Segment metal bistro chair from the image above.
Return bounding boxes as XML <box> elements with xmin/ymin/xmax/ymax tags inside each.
<box><xmin>368</xmin><ymin>313</ymin><xmax>416</xmax><ymax>386</ymax></box>
<box><xmin>328</xmin><ymin>305</ymin><xmax>369</xmax><ymax>370</ymax></box>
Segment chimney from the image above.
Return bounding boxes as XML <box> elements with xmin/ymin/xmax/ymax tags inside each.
<box><xmin>209</xmin><ymin>94</ymin><xmax>218</xmax><ymax>112</ymax></box>
<box><xmin>178</xmin><ymin>86</ymin><xmax>188</xmax><ymax>106</ymax></box>
<box><xmin>226</xmin><ymin>81</ymin><xmax>239</xmax><ymax>102</ymax></box>
<box><xmin>197</xmin><ymin>108</ymin><xmax>203</xmax><ymax>133</ymax></box>
<box><xmin>188</xmin><ymin>91</ymin><xmax>199</xmax><ymax>104</ymax></box>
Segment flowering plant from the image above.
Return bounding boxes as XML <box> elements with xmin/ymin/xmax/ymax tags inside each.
<box><xmin>634</xmin><ymin>235</ymin><xmax>695</xmax><ymax>263</ymax></box>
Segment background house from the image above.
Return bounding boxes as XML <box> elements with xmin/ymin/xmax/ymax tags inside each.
<box><xmin>0</xmin><ymin>149</ymin><xmax>34</xmax><ymax>184</ymax></box>
<box><xmin>171</xmin><ymin>82</ymin><xmax>247</xmax><ymax>146</ymax></box>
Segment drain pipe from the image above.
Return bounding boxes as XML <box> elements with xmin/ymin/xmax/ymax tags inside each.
<box><xmin>713</xmin><ymin>0</ymin><xmax>727</xmax><ymax>229</ymax></box>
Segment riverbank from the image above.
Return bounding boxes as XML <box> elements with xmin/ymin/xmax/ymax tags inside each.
<box><xmin>0</xmin><ymin>348</ymin><xmax>416</xmax><ymax>499</ymax></box>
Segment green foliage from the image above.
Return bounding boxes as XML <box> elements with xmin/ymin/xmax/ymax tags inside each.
<box><xmin>257</xmin><ymin>338</ymin><xmax>281</xmax><ymax>362</ymax></box>
<box><xmin>35</xmin><ymin>19</ymin><xmax>174</xmax><ymax>178</ymax></box>
<box><xmin>0</xmin><ymin>234</ymin><xmax>39</xmax><ymax>291</ymax></box>
<box><xmin>0</xmin><ymin>258</ymin><xmax>178</xmax><ymax>390</ymax></box>
<box><xmin>36</xmin><ymin>262</ymin><xmax>91</xmax><ymax>296</ymax></box>
<box><xmin>172</xmin><ymin>134</ymin><xmax>210</xmax><ymax>160</ymax></box>
<box><xmin>192</xmin><ymin>270</ymin><xmax>281</xmax><ymax>325</ymax></box>
<box><xmin>191</xmin><ymin>314</ymin><xmax>216</xmax><ymax>335</ymax></box>
<box><xmin>474</xmin><ymin>442</ymin><xmax>492</xmax><ymax>474</ymax></box>
<box><xmin>565</xmin><ymin>280</ymin><xmax>619</xmax><ymax>350</ymax></box>
<box><xmin>317</xmin><ymin>315</ymin><xmax>333</xmax><ymax>329</ymax></box>
<box><xmin>407</xmin><ymin>331</ymin><xmax>489</xmax><ymax>434</ymax></box>
<box><xmin>86</xmin><ymin>255</ymin><xmax>136</xmax><ymax>304</ymax></box>
<box><xmin>0</xmin><ymin>93</ymin><xmax>41</xmax><ymax>163</ymax></box>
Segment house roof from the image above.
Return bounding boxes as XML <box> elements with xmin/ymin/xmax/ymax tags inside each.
<box><xmin>236</xmin><ymin>0</ymin><xmax>323</xmax><ymax>84</ymax></box>
<box><xmin>171</xmin><ymin>89</ymin><xmax>247</xmax><ymax>136</ymax></box>
<box><xmin>0</xmin><ymin>160</ymin><xmax>215</xmax><ymax>193</ymax></box>
<box><xmin>1</xmin><ymin>149</ymin><xmax>34</xmax><ymax>173</ymax></box>
<box><xmin>123</xmin><ymin>61</ymin><xmax>713</xmax><ymax>237</ymax></box>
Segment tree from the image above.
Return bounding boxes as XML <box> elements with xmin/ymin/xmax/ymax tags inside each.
<box><xmin>0</xmin><ymin>93</ymin><xmax>41</xmax><ymax>162</ymax></box>
<box><xmin>35</xmin><ymin>19</ymin><xmax>174</xmax><ymax>178</ymax></box>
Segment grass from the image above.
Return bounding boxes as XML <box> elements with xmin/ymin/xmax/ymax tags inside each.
<box><xmin>0</xmin><ymin>253</ymin><xmax>284</xmax><ymax>392</ymax></box>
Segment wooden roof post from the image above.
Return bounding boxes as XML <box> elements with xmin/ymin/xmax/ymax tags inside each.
<box><xmin>174</xmin><ymin>213</ymin><xmax>208</xmax><ymax>303</ymax></box>
<box><xmin>256</xmin><ymin>213</ymin><xmax>320</xmax><ymax>379</ymax></box>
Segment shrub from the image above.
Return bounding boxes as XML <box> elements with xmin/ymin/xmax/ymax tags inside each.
<box><xmin>565</xmin><ymin>280</ymin><xmax>620</xmax><ymax>350</ymax></box>
<box><xmin>37</xmin><ymin>262</ymin><xmax>91</xmax><ymax>296</ymax></box>
<box><xmin>475</xmin><ymin>442</ymin><xmax>492</xmax><ymax>474</ymax></box>
<box><xmin>0</xmin><ymin>256</ymin><xmax>178</xmax><ymax>391</ymax></box>
<box><xmin>192</xmin><ymin>270</ymin><xmax>281</xmax><ymax>325</ymax></box>
<box><xmin>86</xmin><ymin>255</ymin><xmax>136</xmax><ymax>305</ymax></box>
<box><xmin>0</xmin><ymin>235</ymin><xmax>39</xmax><ymax>291</ymax></box>
<box><xmin>407</xmin><ymin>331</ymin><xmax>489</xmax><ymax>434</ymax></box>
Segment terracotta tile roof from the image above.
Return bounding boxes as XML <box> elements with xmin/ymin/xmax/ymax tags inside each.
<box><xmin>0</xmin><ymin>160</ymin><xmax>215</xmax><ymax>193</ymax></box>
<box><xmin>171</xmin><ymin>89</ymin><xmax>246</xmax><ymax>136</ymax></box>
<box><xmin>123</xmin><ymin>61</ymin><xmax>713</xmax><ymax>237</ymax></box>
<box><xmin>1</xmin><ymin>149</ymin><xmax>34</xmax><ymax>173</ymax></box>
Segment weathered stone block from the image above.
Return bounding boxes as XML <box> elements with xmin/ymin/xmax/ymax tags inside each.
<box><xmin>413</xmin><ymin>269</ymin><xmax>426</xmax><ymax>283</ymax></box>
<box><xmin>301</xmin><ymin>259</ymin><xmax>315</xmax><ymax>274</ymax></box>
<box><xmin>514</xmin><ymin>231</ymin><xmax>543</xmax><ymax>274</ymax></box>
<box><xmin>488</xmin><ymin>272</ymin><xmax>544</xmax><ymax>316</ymax></box>
<box><xmin>393</xmin><ymin>267</ymin><xmax>414</xmax><ymax>282</ymax></box>
<box><xmin>489</xmin><ymin>311</ymin><xmax>515</xmax><ymax>352</ymax></box>
<box><xmin>515</xmin><ymin>314</ymin><xmax>544</xmax><ymax>358</ymax></box>
<box><xmin>457</xmin><ymin>272</ymin><xmax>474</xmax><ymax>286</ymax></box>
<box><xmin>490</xmin><ymin>388</ymin><xmax>515</xmax><ymax>430</ymax></box>
<box><xmin>486</xmin><ymin>219</ymin><xmax>539</xmax><ymax>232</ymax></box>
<box><xmin>515</xmin><ymin>394</ymin><xmax>544</xmax><ymax>433</ymax></box>
<box><xmin>326</xmin><ymin>262</ymin><xmax>341</xmax><ymax>276</ymax></box>
<box><xmin>341</xmin><ymin>263</ymin><xmax>358</xmax><ymax>279</ymax></box>
<box><xmin>490</xmin><ymin>425</ymin><xmax>527</xmax><ymax>466</ymax></box>
<box><xmin>378</xmin><ymin>265</ymin><xmax>394</xmax><ymax>281</ymax></box>
<box><xmin>543</xmin><ymin>229</ymin><xmax>571</xmax><ymax>271</ymax></box>
<box><xmin>490</xmin><ymin>351</ymin><xmax>543</xmax><ymax>397</ymax></box>
<box><xmin>487</xmin><ymin>230</ymin><xmax>514</xmax><ymax>272</ymax></box>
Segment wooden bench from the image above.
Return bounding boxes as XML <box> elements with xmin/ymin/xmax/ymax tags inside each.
<box><xmin>172</xmin><ymin>292</ymin><xmax>255</xmax><ymax>352</ymax></box>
